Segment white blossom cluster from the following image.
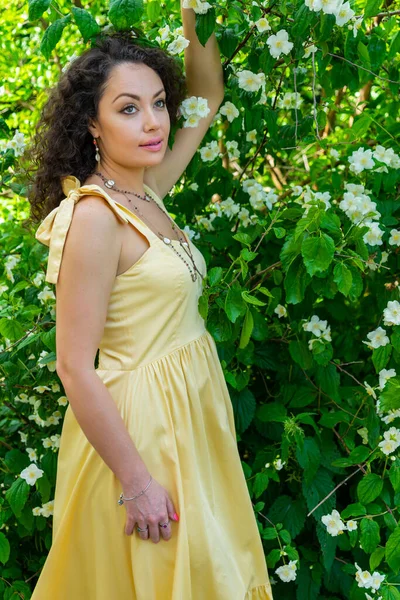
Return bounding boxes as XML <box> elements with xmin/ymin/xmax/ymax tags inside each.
<box><xmin>243</xmin><ymin>179</ymin><xmax>279</xmax><ymax>211</ymax></box>
<box><xmin>0</xmin><ymin>129</ymin><xmax>26</xmax><ymax>157</ymax></box>
<box><xmin>305</xmin><ymin>0</ymin><xmax>357</xmax><ymax>28</ymax></box>
<box><xmin>348</xmin><ymin>145</ymin><xmax>400</xmax><ymax>174</ymax></box>
<box><xmin>338</xmin><ymin>182</ymin><xmax>384</xmax><ymax>247</ymax></box>
<box><xmin>321</xmin><ymin>509</ymin><xmax>357</xmax><ymax>536</ymax></box>
<box><xmin>293</xmin><ymin>185</ymin><xmax>332</xmax><ymax>215</ymax></box>
<box><xmin>363</xmin><ymin>300</ymin><xmax>400</xmax><ymax>350</ymax></box>
<box><xmin>303</xmin><ymin>315</ymin><xmax>331</xmax><ymax>350</ymax></box>
<box><xmin>179</xmin><ymin>96</ymin><xmax>210</xmax><ymax>128</ymax></box>
<box><xmin>377</xmin><ymin>426</ymin><xmax>400</xmax><ymax>456</ymax></box>
<box><xmin>155</xmin><ymin>24</ymin><xmax>190</xmax><ymax>55</ymax></box>
<box><xmin>275</xmin><ymin>559</ymin><xmax>298</xmax><ymax>582</ymax></box>
<box><xmin>354</xmin><ymin>563</ymin><xmax>385</xmax><ymax>593</ymax></box>
<box><xmin>182</xmin><ymin>0</ymin><xmax>212</xmax><ymax>14</ymax></box>
<box><xmin>276</xmin><ymin>92</ymin><xmax>303</xmax><ymax>110</ymax></box>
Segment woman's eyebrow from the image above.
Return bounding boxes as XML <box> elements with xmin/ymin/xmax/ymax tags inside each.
<box><xmin>112</xmin><ymin>88</ymin><xmax>165</xmax><ymax>103</ymax></box>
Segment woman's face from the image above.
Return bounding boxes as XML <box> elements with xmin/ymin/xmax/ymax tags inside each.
<box><xmin>89</xmin><ymin>61</ymin><xmax>170</xmax><ymax>170</ymax></box>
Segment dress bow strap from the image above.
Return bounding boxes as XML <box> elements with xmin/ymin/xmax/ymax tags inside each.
<box><xmin>35</xmin><ymin>175</ymin><xmax>128</xmax><ymax>284</ymax></box>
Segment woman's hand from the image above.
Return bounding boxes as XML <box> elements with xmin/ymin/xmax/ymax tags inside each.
<box><xmin>123</xmin><ymin>475</ymin><xmax>179</xmax><ymax>543</ymax></box>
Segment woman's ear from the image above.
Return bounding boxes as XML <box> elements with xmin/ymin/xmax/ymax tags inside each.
<box><xmin>88</xmin><ymin>120</ymin><xmax>99</xmax><ymax>138</ymax></box>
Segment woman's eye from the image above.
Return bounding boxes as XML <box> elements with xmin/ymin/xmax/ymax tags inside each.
<box><xmin>122</xmin><ymin>100</ymin><xmax>166</xmax><ymax>114</ymax></box>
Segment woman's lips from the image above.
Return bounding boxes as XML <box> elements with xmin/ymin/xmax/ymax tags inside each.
<box><xmin>140</xmin><ymin>140</ymin><xmax>163</xmax><ymax>151</ymax></box>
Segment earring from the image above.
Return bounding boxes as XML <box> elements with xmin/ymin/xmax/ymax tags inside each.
<box><xmin>93</xmin><ymin>137</ymin><xmax>100</xmax><ymax>162</ymax></box>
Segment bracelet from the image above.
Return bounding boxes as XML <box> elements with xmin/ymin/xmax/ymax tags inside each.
<box><xmin>117</xmin><ymin>475</ymin><xmax>153</xmax><ymax>506</ymax></box>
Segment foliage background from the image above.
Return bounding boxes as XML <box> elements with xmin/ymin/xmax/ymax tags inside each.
<box><xmin>0</xmin><ymin>0</ymin><xmax>400</xmax><ymax>598</ymax></box>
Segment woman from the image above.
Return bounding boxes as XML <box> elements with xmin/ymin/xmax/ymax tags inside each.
<box><xmin>29</xmin><ymin>5</ymin><xmax>273</xmax><ymax>599</ymax></box>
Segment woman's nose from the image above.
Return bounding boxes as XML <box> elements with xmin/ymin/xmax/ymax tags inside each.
<box><xmin>143</xmin><ymin>107</ymin><xmax>161</xmax><ymax>130</ymax></box>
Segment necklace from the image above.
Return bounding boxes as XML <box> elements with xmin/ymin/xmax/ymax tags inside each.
<box><xmin>94</xmin><ymin>171</ymin><xmax>204</xmax><ymax>282</ymax></box>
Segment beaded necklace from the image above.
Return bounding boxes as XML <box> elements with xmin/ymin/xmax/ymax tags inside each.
<box><xmin>94</xmin><ymin>171</ymin><xmax>204</xmax><ymax>282</ymax></box>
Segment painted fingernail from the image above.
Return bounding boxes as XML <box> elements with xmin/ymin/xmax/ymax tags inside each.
<box><xmin>173</xmin><ymin>513</ymin><xmax>179</xmax><ymax>522</ymax></box>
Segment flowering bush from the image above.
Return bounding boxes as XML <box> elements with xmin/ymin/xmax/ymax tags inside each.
<box><xmin>0</xmin><ymin>0</ymin><xmax>400</xmax><ymax>598</ymax></box>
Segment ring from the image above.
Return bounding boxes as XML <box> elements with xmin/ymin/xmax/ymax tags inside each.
<box><xmin>159</xmin><ymin>520</ymin><xmax>170</xmax><ymax>528</ymax></box>
<box><xmin>137</xmin><ymin>525</ymin><xmax>149</xmax><ymax>532</ymax></box>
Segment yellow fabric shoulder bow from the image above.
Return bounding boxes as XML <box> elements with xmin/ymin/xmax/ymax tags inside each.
<box><xmin>35</xmin><ymin>175</ymin><xmax>129</xmax><ymax>284</ymax></box>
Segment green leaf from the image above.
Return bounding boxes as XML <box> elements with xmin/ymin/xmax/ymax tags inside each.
<box><xmin>28</xmin><ymin>0</ymin><xmax>51</xmax><ymax>21</ymax></box>
<box><xmin>289</xmin><ymin>340</ymin><xmax>313</xmax><ymax>370</ymax></box>
<box><xmin>0</xmin><ymin>532</ymin><xmax>10</xmax><ymax>566</ymax></box>
<box><xmin>370</xmin><ymin>546</ymin><xmax>385</xmax><ymax>571</ymax></box>
<box><xmin>380</xmin><ymin>376</ymin><xmax>400</xmax><ymax>412</ymax></box>
<box><xmin>262</xmin><ymin>527</ymin><xmax>278</xmax><ymax>540</ymax></box>
<box><xmin>239</xmin><ymin>306</ymin><xmax>254</xmax><ymax>349</ymax></box>
<box><xmin>230</xmin><ymin>388</ymin><xmax>256</xmax><ymax>433</ymax></box>
<box><xmin>357</xmin><ymin>41</ymin><xmax>370</xmax><ymax>67</ymax></box>
<box><xmin>333</xmin><ymin>262</ymin><xmax>353</xmax><ymax>296</ymax></box>
<box><xmin>257</xmin><ymin>402</ymin><xmax>287</xmax><ymax>422</ymax></box>
<box><xmin>40</xmin><ymin>15</ymin><xmax>71</xmax><ymax>59</ymax></box>
<box><xmin>360</xmin><ymin>518</ymin><xmax>380</xmax><ymax>553</ymax></box>
<box><xmin>296</xmin><ymin>437</ymin><xmax>321</xmax><ymax>484</ymax></box>
<box><xmin>341</xmin><ymin>503</ymin><xmax>366</xmax><ymax>519</ymax></box>
<box><xmin>71</xmin><ymin>7</ymin><xmax>100</xmax><ymax>43</ymax></box>
<box><xmin>389</xmin><ymin>30</ymin><xmax>400</xmax><ymax>60</ymax></box>
<box><xmin>285</xmin><ymin>257</ymin><xmax>312</xmax><ymax>304</ymax></box>
<box><xmin>218</xmin><ymin>27</ymin><xmax>237</xmax><ymax>58</ymax></box>
<box><xmin>365</xmin><ymin>0</ymin><xmax>381</xmax><ymax>18</ymax></box>
<box><xmin>108</xmin><ymin>0</ymin><xmax>144</xmax><ymax>30</ymax></box>
<box><xmin>254</xmin><ymin>471</ymin><xmax>269</xmax><ymax>498</ymax></box>
<box><xmin>357</xmin><ymin>473</ymin><xmax>383</xmax><ymax>504</ymax></box>
<box><xmin>195</xmin><ymin>7</ymin><xmax>216</xmax><ymax>46</ymax></box>
<box><xmin>347</xmin><ymin>445</ymin><xmax>371</xmax><ymax>465</ymax></box>
<box><xmin>301</xmin><ymin>233</ymin><xmax>335</xmax><ymax>276</ymax></box>
<box><xmin>372</xmin><ymin>344</ymin><xmax>392</xmax><ymax>373</ymax></box>
<box><xmin>225</xmin><ymin>287</ymin><xmax>247</xmax><ymax>323</ymax></box>
<box><xmin>389</xmin><ymin>459</ymin><xmax>400</xmax><ymax>493</ymax></box>
<box><xmin>147</xmin><ymin>1</ymin><xmax>161</xmax><ymax>22</ymax></box>
<box><xmin>382</xmin><ymin>586</ymin><xmax>400</xmax><ymax>600</ymax></box>
<box><xmin>4</xmin><ymin>478</ymin><xmax>30</xmax><ymax>519</ymax></box>
<box><xmin>0</xmin><ymin>318</ymin><xmax>25</xmax><ymax>341</ymax></box>
<box><xmin>208</xmin><ymin>266</ymin><xmax>223</xmax><ymax>286</ymax></box>
<box><xmin>241</xmin><ymin>290</ymin><xmax>267</xmax><ymax>307</ymax></box>
<box><xmin>386</xmin><ymin>526</ymin><xmax>400</xmax><ymax>574</ymax></box>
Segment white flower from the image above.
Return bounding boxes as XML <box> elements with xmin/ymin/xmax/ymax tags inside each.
<box><xmin>321</xmin><ymin>509</ymin><xmax>346</xmax><ymax>536</ymax></box>
<box><xmin>362</xmin><ymin>326</ymin><xmax>390</xmax><ymax>349</ymax></box>
<box><xmin>277</xmin><ymin>92</ymin><xmax>303</xmax><ymax>110</ymax></box>
<box><xmin>379</xmin><ymin>438</ymin><xmax>399</xmax><ymax>456</ymax></box>
<box><xmin>182</xmin><ymin>0</ymin><xmax>212</xmax><ymax>14</ymax></box>
<box><xmin>383</xmin><ymin>300</ymin><xmax>400</xmax><ymax>326</ymax></box>
<box><xmin>320</xmin><ymin>0</ymin><xmax>342</xmax><ymax>14</ymax></box>
<box><xmin>266</xmin><ymin>29</ymin><xmax>293</xmax><ymax>59</ymax></box>
<box><xmin>334</xmin><ymin>1</ymin><xmax>355</xmax><ymax>26</ymax></box>
<box><xmin>275</xmin><ymin>304</ymin><xmax>287</xmax><ymax>318</ymax></box>
<box><xmin>167</xmin><ymin>35</ymin><xmax>190</xmax><ymax>55</ymax></box>
<box><xmin>303</xmin><ymin>315</ymin><xmax>329</xmax><ymax>337</ymax></box>
<box><xmin>379</xmin><ymin>368</ymin><xmax>396</xmax><ymax>391</ymax></box>
<box><xmin>275</xmin><ymin>560</ymin><xmax>298</xmax><ymax>582</ymax></box>
<box><xmin>199</xmin><ymin>140</ymin><xmax>219</xmax><ymax>162</ymax></box>
<box><xmin>255</xmin><ymin>17</ymin><xmax>271</xmax><ymax>32</ymax></box>
<box><xmin>226</xmin><ymin>140</ymin><xmax>240</xmax><ymax>160</ymax></box>
<box><xmin>363</xmin><ymin>223</ymin><xmax>384</xmax><ymax>246</ymax></box>
<box><xmin>373</xmin><ymin>145</ymin><xmax>396</xmax><ymax>166</ymax></box>
<box><xmin>329</xmin><ymin>148</ymin><xmax>340</xmax><ymax>159</ymax></box>
<box><xmin>220</xmin><ymin>197</ymin><xmax>240</xmax><ymax>219</ymax></box>
<box><xmin>305</xmin><ymin>0</ymin><xmax>322</xmax><ymax>11</ymax></box>
<box><xmin>237</xmin><ymin>69</ymin><xmax>265</xmax><ymax>93</ymax></box>
<box><xmin>350</xmin><ymin>16</ymin><xmax>363</xmax><ymax>37</ymax></box>
<box><xmin>364</xmin><ymin>381</ymin><xmax>377</xmax><ymax>400</ymax></box>
<box><xmin>246</xmin><ymin>129</ymin><xmax>257</xmax><ymax>143</ymax></box>
<box><xmin>304</xmin><ymin>44</ymin><xmax>318</xmax><ymax>58</ymax></box>
<box><xmin>274</xmin><ymin>458</ymin><xmax>286</xmax><ymax>470</ymax></box>
<box><xmin>219</xmin><ymin>101</ymin><xmax>240</xmax><ymax>122</ymax></box>
<box><xmin>389</xmin><ymin>229</ymin><xmax>400</xmax><ymax>247</ymax></box>
<box><xmin>355</xmin><ymin>563</ymin><xmax>373</xmax><ymax>589</ymax></box>
<box><xmin>292</xmin><ymin>185</ymin><xmax>303</xmax><ymax>197</ymax></box>
<box><xmin>348</xmin><ymin>147</ymin><xmax>375</xmax><ymax>174</ymax></box>
<box><xmin>20</xmin><ymin>463</ymin><xmax>44</xmax><ymax>486</ymax></box>
<box><xmin>346</xmin><ymin>520</ymin><xmax>358</xmax><ymax>531</ymax></box>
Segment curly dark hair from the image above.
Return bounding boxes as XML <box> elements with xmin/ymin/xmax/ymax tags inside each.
<box><xmin>25</xmin><ymin>31</ymin><xmax>188</xmax><ymax>225</ymax></box>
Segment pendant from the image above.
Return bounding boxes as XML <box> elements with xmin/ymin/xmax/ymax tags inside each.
<box><xmin>105</xmin><ymin>179</ymin><xmax>115</xmax><ymax>188</ymax></box>
<box><xmin>163</xmin><ymin>237</ymin><xmax>171</xmax><ymax>245</ymax></box>
<box><xmin>182</xmin><ymin>241</ymin><xmax>189</xmax><ymax>247</ymax></box>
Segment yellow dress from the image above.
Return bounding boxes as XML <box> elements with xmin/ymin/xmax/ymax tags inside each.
<box><xmin>32</xmin><ymin>175</ymin><xmax>274</xmax><ymax>600</ymax></box>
